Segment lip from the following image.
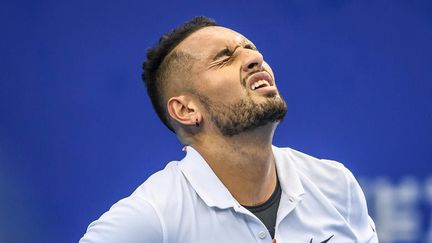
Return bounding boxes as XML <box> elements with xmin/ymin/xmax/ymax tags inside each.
<box><xmin>246</xmin><ymin>71</ymin><xmax>274</xmax><ymax>91</ymax></box>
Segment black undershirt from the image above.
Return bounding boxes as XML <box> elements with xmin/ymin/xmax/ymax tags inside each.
<box><xmin>243</xmin><ymin>179</ymin><xmax>281</xmax><ymax>239</ymax></box>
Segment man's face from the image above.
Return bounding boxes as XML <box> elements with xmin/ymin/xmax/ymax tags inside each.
<box><xmin>174</xmin><ymin>26</ymin><xmax>287</xmax><ymax>136</ymax></box>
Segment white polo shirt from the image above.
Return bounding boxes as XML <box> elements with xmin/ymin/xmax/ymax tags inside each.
<box><xmin>79</xmin><ymin>146</ymin><xmax>378</xmax><ymax>243</ymax></box>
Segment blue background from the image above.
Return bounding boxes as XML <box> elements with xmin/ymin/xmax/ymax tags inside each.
<box><xmin>1</xmin><ymin>0</ymin><xmax>431</xmax><ymax>242</ymax></box>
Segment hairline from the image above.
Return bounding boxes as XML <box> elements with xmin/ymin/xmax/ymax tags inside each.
<box><xmin>156</xmin><ymin>47</ymin><xmax>199</xmax><ymax>131</ymax></box>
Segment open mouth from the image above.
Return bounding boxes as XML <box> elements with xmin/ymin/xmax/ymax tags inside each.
<box><xmin>251</xmin><ymin>79</ymin><xmax>271</xmax><ymax>90</ymax></box>
<box><xmin>247</xmin><ymin>71</ymin><xmax>274</xmax><ymax>91</ymax></box>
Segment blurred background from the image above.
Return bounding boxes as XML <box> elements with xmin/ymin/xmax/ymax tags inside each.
<box><xmin>1</xmin><ymin>0</ymin><xmax>431</xmax><ymax>242</ymax></box>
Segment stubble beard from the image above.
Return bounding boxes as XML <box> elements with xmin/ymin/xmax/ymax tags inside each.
<box><xmin>196</xmin><ymin>92</ymin><xmax>288</xmax><ymax>137</ymax></box>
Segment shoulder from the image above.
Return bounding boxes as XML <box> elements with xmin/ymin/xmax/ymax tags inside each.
<box><xmin>132</xmin><ymin>160</ymin><xmax>196</xmax><ymax>210</ymax></box>
<box><xmin>276</xmin><ymin>146</ymin><xmax>351</xmax><ymax>188</ymax></box>
<box><xmin>275</xmin><ymin>146</ymin><xmax>378</xmax><ymax>240</ymax></box>
<box><xmin>275</xmin><ymin>147</ymin><xmax>360</xmax><ymax>219</ymax></box>
<box><xmin>79</xmin><ymin>161</ymin><xmax>188</xmax><ymax>243</ymax></box>
<box><xmin>79</xmin><ymin>195</ymin><xmax>164</xmax><ymax>243</ymax></box>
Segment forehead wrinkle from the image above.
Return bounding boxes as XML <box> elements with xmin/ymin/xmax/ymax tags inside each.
<box><xmin>175</xmin><ymin>26</ymin><xmax>250</xmax><ymax>60</ymax></box>
<box><xmin>207</xmin><ymin>37</ymin><xmax>257</xmax><ymax>62</ymax></box>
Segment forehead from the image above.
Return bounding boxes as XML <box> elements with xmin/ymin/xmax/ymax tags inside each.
<box><xmin>173</xmin><ymin>26</ymin><xmax>251</xmax><ymax>58</ymax></box>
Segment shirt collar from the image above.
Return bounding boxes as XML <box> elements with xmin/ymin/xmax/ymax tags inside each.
<box><xmin>179</xmin><ymin>146</ymin><xmax>238</xmax><ymax>209</ymax></box>
<box><xmin>272</xmin><ymin>145</ymin><xmax>305</xmax><ymax>200</ymax></box>
<box><xmin>178</xmin><ymin>145</ymin><xmax>305</xmax><ymax>209</ymax></box>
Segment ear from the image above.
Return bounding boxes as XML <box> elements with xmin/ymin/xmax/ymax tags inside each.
<box><xmin>167</xmin><ymin>95</ymin><xmax>201</xmax><ymax>127</ymax></box>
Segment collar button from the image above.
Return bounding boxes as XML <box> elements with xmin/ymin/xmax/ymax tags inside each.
<box><xmin>258</xmin><ymin>230</ymin><xmax>266</xmax><ymax>239</ymax></box>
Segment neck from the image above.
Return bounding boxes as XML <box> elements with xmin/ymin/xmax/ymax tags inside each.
<box><xmin>192</xmin><ymin>123</ymin><xmax>278</xmax><ymax>206</ymax></box>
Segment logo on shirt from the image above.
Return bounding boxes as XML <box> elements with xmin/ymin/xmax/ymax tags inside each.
<box><xmin>309</xmin><ymin>234</ymin><xmax>334</xmax><ymax>243</ymax></box>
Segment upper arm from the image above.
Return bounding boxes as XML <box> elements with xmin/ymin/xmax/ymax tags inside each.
<box><xmin>343</xmin><ymin>167</ymin><xmax>379</xmax><ymax>242</ymax></box>
<box><xmin>79</xmin><ymin>196</ymin><xmax>164</xmax><ymax>243</ymax></box>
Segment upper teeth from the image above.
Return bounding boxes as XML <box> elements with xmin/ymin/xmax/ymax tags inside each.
<box><xmin>251</xmin><ymin>80</ymin><xmax>270</xmax><ymax>90</ymax></box>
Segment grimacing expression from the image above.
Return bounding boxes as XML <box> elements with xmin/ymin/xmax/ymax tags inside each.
<box><xmin>173</xmin><ymin>26</ymin><xmax>287</xmax><ymax>136</ymax></box>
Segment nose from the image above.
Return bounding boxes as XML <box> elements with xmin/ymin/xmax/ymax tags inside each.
<box><xmin>241</xmin><ymin>50</ymin><xmax>264</xmax><ymax>72</ymax></box>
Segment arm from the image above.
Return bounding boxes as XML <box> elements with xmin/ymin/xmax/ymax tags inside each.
<box><xmin>344</xmin><ymin>168</ymin><xmax>379</xmax><ymax>242</ymax></box>
<box><xmin>79</xmin><ymin>196</ymin><xmax>165</xmax><ymax>243</ymax></box>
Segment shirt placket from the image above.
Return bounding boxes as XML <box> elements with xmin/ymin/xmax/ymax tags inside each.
<box><xmin>273</xmin><ymin>192</ymin><xmax>303</xmax><ymax>243</ymax></box>
<box><xmin>233</xmin><ymin>204</ymin><xmax>275</xmax><ymax>243</ymax></box>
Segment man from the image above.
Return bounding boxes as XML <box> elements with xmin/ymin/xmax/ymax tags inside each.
<box><xmin>80</xmin><ymin>16</ymin><xmax>378</xmax><ymax>242</ymax></box>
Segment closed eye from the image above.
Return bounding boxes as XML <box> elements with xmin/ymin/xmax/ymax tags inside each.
<box><xmin>212</xmin><ymin>48</ymin><xmax>233</xmax><ymax>60</ymax></box>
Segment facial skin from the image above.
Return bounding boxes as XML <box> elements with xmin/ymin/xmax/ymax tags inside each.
<box><xmin>168</xmin><ymin>26</ymin><xmax>287</xmax><ymax>137</ymax></box>
<box><xmin>166</xmin><ymin>26</ymin><xmax>285</xmax><ymax>206</ymax></box>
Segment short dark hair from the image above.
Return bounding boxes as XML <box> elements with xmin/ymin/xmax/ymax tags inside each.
<box><xmin>142</xmin><ymin>16</ymin><xmax>218</xmax><ymax>133</ymax></box>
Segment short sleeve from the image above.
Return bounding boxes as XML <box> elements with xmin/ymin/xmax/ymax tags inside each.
<box><xmin>79</xmin><ymin>196</ymin><xmax>164</xmax><ymax>243</ymax></box>
<box><xmin>344</xmin><ymin>168</ymin><xmax>379</xmax><ymax>242</ymax></box>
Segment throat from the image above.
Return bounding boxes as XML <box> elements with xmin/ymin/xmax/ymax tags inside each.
<box><xmin>192</xmin><ymin>129</ymin><xmax>277</xmax><ymax>207</ymax></box>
